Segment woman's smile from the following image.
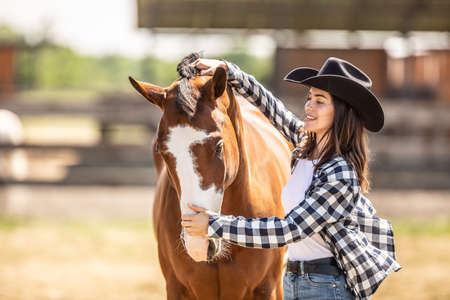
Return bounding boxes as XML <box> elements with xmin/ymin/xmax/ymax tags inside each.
<box><xmin>305</xmin><ymin>114</ymin><xmax>317</xmax><ymax>121</ymax></box>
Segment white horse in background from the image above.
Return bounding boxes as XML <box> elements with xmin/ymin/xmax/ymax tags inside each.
<box><xmin>0</xmin><ymin>109</ymin><xmax>28</xmax><ymax>181</ymax></box>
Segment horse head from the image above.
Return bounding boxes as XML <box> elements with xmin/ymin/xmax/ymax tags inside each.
<box><xmin>129</xmin><ymin>53</ymin><xmax>243</xmax><ymax>262</ymax></box>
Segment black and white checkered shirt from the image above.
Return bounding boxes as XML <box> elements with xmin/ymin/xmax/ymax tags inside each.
<box><xmin>207</xmin><ymin>62</ymin><xmax>401</xmax><ymax>299</ymax></box>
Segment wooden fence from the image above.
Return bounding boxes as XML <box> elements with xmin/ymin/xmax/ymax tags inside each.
<box><xmin>1</xmin><ymin>96</ymin><xmax>449</xmax><ymax>189</ymax></box>
<box><xmin>0</xmin><ymin>95</ymin><xmax>161</xmax><ymax>185</ymax></box>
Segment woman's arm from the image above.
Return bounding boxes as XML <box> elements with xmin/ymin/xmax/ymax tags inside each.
<box><xmin>226</xmin><ymin>62</ymin><xmax>304</xmax><ymax>146</ymax></box>
<box><xmin>195</xmin><ymin>59</ymin><xmax>304</xmax><ymax>146</ymax></box>
<box><xmin>206</xmin><ymin>162</ymin><xmax>357</xmax><ymax>248</ymax></box>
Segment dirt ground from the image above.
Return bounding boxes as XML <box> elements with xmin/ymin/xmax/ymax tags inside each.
<box><xmin>0</xmin><ymin>186</ymin><xmax>449</xmax><ymax>299</ymax></box>
<box><xmin>0</xmin><ymin>218</ymin><xmax>165</xmax><ymax>300</ymax></box>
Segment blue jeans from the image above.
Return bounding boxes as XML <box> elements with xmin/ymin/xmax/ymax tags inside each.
<box><xmin>283</xmin><ymin>272</ymin><xmax>354</xmax><ymax>300</ymax></box>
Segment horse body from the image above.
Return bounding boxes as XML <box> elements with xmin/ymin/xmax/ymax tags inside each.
<box><xmin>130</xmin><ymin>57</ymin><xmax>291</xmax><ymax>299</ymax></box>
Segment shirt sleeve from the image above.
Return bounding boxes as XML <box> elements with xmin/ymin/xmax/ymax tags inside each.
<box><xmin>207</xmin><ymin>163</ymin><xmax>357</xmax><ymax>248</ymax></box>
<box><xmin>224</xmin><ymin>61</ymin><xmax>304</xmax><ymax>146</ymax></box>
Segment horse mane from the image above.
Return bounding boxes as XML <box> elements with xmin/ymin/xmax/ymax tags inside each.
<box><xmin>176</xmin><ymin>52</ymin><xmax>203</xmax><ymax>119</ymax></box>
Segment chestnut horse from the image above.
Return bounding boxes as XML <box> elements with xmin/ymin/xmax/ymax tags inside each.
<box><xmin>129</xmin><ymin>54</ymin><xmax>291</xmax><ymax>299</ymax></box>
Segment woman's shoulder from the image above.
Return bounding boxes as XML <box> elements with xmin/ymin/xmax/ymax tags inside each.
<box><xmin>317</xmin><ymin>156</ymin><xmax>357</xmax><ymax>180</ymax></box>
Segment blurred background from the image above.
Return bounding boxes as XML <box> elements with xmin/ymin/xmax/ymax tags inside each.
<box><xmin>0</xmin><ymin>0</ymin><xmax>449</xmax><ymax>299</ymax></box>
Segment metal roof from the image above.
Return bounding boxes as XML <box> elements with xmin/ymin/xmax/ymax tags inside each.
<box><xmin>137</xmin><ymin>0</ymin><xmax>450</xmax><ymax>32</ymax></box>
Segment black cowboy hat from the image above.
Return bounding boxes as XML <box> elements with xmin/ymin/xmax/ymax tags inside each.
<box><xmin>284</xmin><ymin>57</ymin><xmax>384</xmax><ymax>132</ymax></box>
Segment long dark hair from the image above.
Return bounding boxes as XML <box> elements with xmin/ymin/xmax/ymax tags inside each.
<box><xmin>299</xmin><ymin>95</ymin><xmax>370</xmax><ymax>193</ymax></box>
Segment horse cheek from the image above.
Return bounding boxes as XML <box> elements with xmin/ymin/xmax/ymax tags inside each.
<box><xmin>163</xmin><ymin>155</ymin><xmax>182</xmax><ymax>199</ymax></box>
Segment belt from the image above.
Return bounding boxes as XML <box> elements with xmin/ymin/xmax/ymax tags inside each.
<box><xmin>286</xmin><ymin>257</ymin><xmax>342</xmax><ymax>277</ymax></box>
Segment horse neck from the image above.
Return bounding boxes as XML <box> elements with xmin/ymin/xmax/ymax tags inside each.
<box><xmin>224</xmin><ymin>85</ymin><xmax>252</xmax><ymax>198</ymax></box>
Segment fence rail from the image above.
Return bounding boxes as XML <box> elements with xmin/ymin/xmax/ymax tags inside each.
<box><xmin>1</xmin><ymin>97</ymin><xmax>449</xmax><ymax>188</ymax></box>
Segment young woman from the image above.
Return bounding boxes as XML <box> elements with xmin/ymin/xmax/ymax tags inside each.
<box><xmin>181</xmin><ymin>57</ymin><xmax>401</xmax><ymax>300</ymax></box>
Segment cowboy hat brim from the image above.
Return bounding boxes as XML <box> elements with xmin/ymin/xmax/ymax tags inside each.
<box><xmin>284</xmin><ymin>68</ymin><xmax>384</xmax><ymax>132</ymax></box>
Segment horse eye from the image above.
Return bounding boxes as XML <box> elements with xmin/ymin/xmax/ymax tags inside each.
<box><xmin>215</xmin><ymin>141</ymin><xmax>223</xmax><ymax>157</ymax></box>
<box><xmin>155</xmin><ymin>143</ymin><xmax>160</xmax><ymax>153</ymax></box>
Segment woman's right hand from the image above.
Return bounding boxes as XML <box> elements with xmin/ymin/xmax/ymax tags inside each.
<box><xmin>193</xmin><ymin>58</ymin><xmax>228</xmax><ymax>76</ymax></box>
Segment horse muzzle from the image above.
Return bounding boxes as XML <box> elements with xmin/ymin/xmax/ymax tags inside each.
<box><xmin>181</xmin><ymin>230</ymin><xmax>222</xmax><ymax>262</ymax></box>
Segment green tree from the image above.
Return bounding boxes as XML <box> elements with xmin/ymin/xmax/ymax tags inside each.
<box><xmin>221</xmin><ymin>52</ymin><xmax>273</xmax><ymax>86</ymax></box>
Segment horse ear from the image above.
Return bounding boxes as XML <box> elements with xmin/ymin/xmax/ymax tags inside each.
<box><xmin>129</xmin><ymin>76</ymin><xmax>166</xmax><ymax>108</ymax></box>
<box><xmin>211</xmin><ymin>67</ymin><xmax>227</xmax><ymax>99</ymax></box>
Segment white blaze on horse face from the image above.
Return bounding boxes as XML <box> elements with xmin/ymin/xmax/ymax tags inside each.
<box><xmin>165</xmin><ymin>125</ymin><xmax>224</xmax><ymax>262</ymax></box>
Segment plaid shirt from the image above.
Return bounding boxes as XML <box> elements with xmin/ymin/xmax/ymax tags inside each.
<box><xmin>207</xmin><ymin>62</ymin><xmax>401</xmax><ymax>299</ymax></box>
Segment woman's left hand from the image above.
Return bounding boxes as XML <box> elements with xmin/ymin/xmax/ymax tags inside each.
<box><xmin>193</xmin><ymin>58</ymin><xmax>228</xmax><ymax>76</ymax></box>
<box><xmin>181</xmin><ymin>204</ymin><xmax>210</xmax><ymax>237</ymax></box>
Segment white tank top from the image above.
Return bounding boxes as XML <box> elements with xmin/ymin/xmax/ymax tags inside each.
<box><xmin>281</xmin><ymin>159</ymin><xmax>333</xmax><ymax>261</ymax></box>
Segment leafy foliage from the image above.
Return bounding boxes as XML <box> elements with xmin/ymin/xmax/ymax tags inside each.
<box><xmin>1</xmin><ymin>25</ymin><xmax>273</xmax><ymax>99</ymax></box>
